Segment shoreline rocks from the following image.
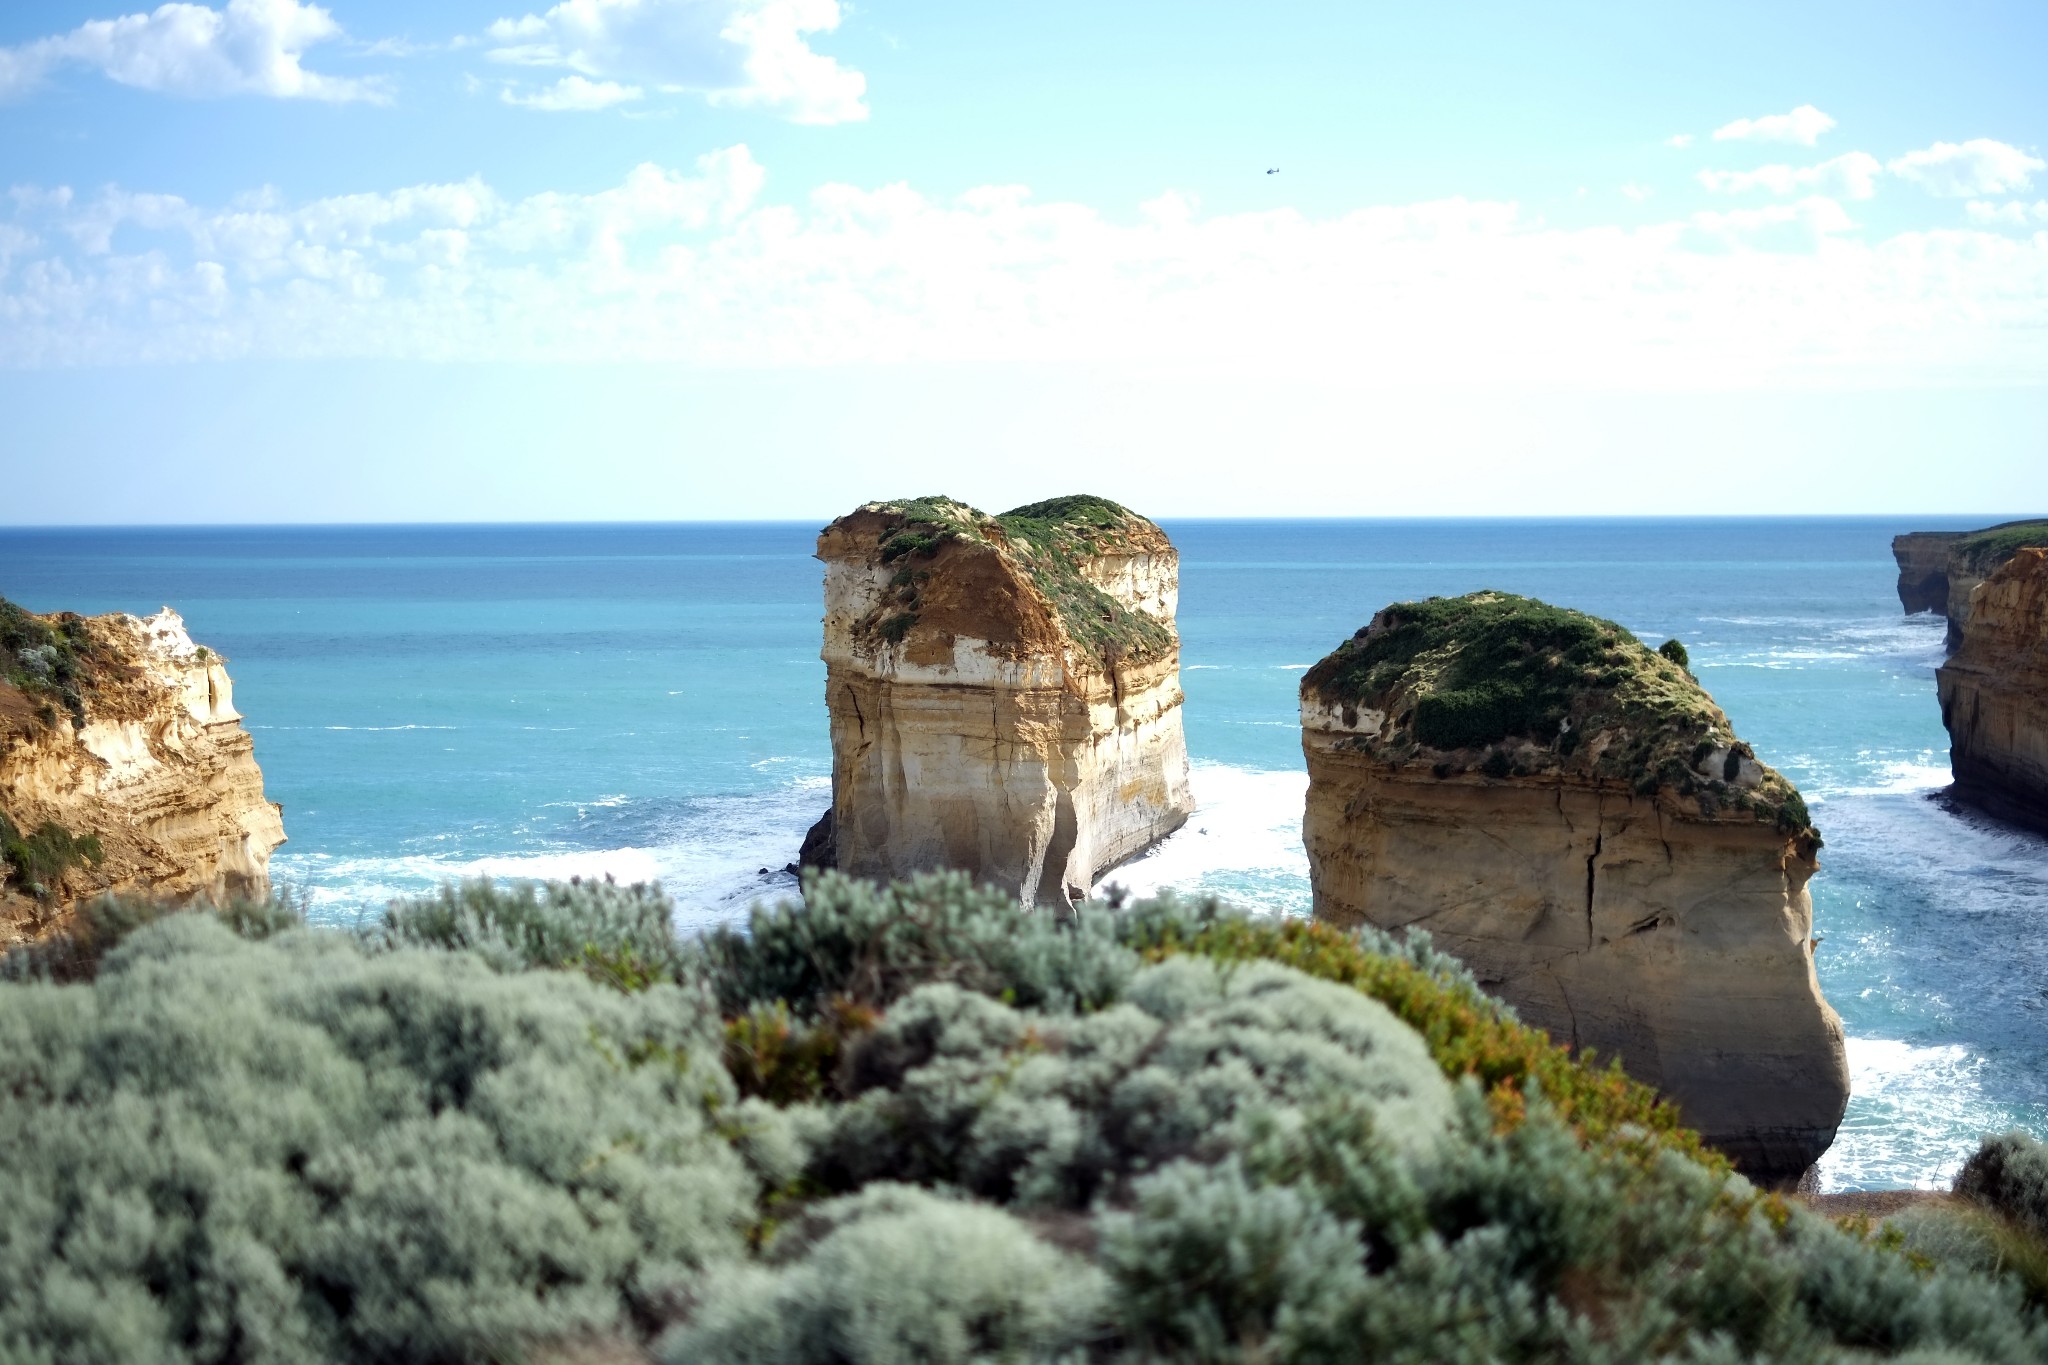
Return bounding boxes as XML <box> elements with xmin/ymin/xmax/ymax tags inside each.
<box><xmin>807</xmin><ymin>496</ymin><xmax>1193</xmax><ymax>909</ymax></box>
<box><xmin>1299</xmin><ymin>591</ymin><xmax>1848</xmax><ymax>1184</ymax></box>
<box><xmin>1938</xmin><ymin>547</ymin><xmax>2048</xmax><ymax>834</ymax></box>
<box><xmin>1</xmin><ymin>601</ymin><xmax>286</xmax><ymax>943</ymax></box>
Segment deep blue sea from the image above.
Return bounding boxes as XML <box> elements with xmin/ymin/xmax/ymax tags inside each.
<box><xmin>5</xmin><ymin>517</ymin><xmax>2046</xmax><ymax>1191</ymax></box>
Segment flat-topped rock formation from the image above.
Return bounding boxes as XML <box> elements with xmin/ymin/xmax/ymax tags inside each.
<box><xmin>1894</xmin><ymin>521</ymin><xmax>2048</xmax><ymax>649</ymax></box>
<box><xmin>1938</xmin><ymin>547</ymin><xmax>2048</xmax><ymax>833</ymax></box>
<box><xmin>807</xmin><ymin>495</ymin><xmax>1193</xmax><ymax>909</ymax></box>
<box><xmin>1299</xmin><ymin>591</ymin><xmax>1847</xmax><ymax>1184</ymax></box>
<box><xmin>1</xmin><ymin>600</ymin><xmax>286</xmax><ymax>944</ymax></box>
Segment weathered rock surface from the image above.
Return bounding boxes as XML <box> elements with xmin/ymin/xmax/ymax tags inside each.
<box><xmin>1938</xmin><ymin>547</ymin><xmax>2048</xmax><ymax>833</ymax></box>
<box><xmin>1300</xmin><ymin>592</ymin><xmax>1847</xmax><ymax>1184</ymax></box>
<box><xmin>1893</xmin><ymin>531</ymin><xmax>1964</xmax><ymax>618</ymax></box>
<box><xmin>1</xmin><ymin>601</ymin><xmax>286</xmax><ymax>944</ymax></box>
<box><xmin>810</xmin><ymin>495</ymin><xmax>1193</xmax><ymax>908</ymax></box>
<box><xmin>1894</xmin><ymin>521</ymin><xmax>2048</xmax><ymax>649</ymax></box>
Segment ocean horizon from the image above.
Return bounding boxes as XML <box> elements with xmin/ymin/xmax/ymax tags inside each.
<box><xmin>5</xmin><ymin>513</ymin><xmax>2044</xmax><ymax>1193</ymax></box>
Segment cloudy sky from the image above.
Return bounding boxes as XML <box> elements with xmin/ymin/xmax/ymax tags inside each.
<box><xmin>2</xmin><ymin>0</ymin><xmax>2044</xmax><ymax>521</ymax></box>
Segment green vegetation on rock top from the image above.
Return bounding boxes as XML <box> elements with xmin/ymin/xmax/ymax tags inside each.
<box><xmin>0</xmin><ymin>595</ymin><xmax>95</xmax><ymax>729</ymax></box>
<box><xmin>2</xmin><ymin>871</ymin><xmax>2044</xmax><ymax>1363</ymax></box>
<box><xmin>852</xmin><ymin>493</ymin><xmax>1177</xmax><ymax>670</ymax></box>
<box><xmin>1955</xmin><ymin>521</ymin><xmax>2048</xmax><ymax>576</ymax></box>
<box><xmin>1303</xmin><ymin>591</ymin><xmax>1815</xmax><ymax>835</ymax></box>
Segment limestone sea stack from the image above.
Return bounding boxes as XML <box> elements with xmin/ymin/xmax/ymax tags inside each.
<box><xmin>1</xmin><ymin>599</ymin><xmax>286</xmax><ymax>944</ymax></box>
<box><xmin>1894</xmin><ymin>521</ymin><xmax>2048</xmax><ymax>649</ymax></box>
<box><xmin>1299</xmin><ymin>592</ymin><xmax>1847</xmax><ymax>1183</ymax></box>
<box><xmin>808</xmin><ymin>495</ymin><xmax>1193</xmax><ymax>908</ymax></box>
<box><xmin>1938</xmin><ymin>547</ymin><xmax>2048</xmax><ymax>833</ymax></box>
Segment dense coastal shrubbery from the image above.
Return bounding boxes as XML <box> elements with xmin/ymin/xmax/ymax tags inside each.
<box><xmin>2</xmin><ymin>874</ymin><xmax>2047</xmax><ymax>1362</ymax></box>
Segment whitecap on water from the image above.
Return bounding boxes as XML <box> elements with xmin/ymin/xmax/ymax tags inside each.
<box><xmin>1104</xmin><ymin>764</ymin><xmax>1312</xmax><ymax>915</ymax></box>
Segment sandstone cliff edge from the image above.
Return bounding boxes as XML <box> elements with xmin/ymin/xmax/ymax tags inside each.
<box><xmin>1299</xmin><ymin>591</ymin><xmax>1847</xmax><ymax>1183</ymax></box>
<box><xmin>1</xmin><ymin>599</ymin><xmax>286</xmax><ymax>943</ymax></box>
<box><xmin>806</xmin><ymin>495</ymin><xmax>1193</xmax><ymax>908</ymax></box>
<box><xmin>1938</xmin><ymin>547</ymin><xmax>2048</xmax><ymax>834</ymax></box>
<box><xmin>1894</xmin><ymin>521</ymin><xmax>2048</xmax><ymax>649</ymax></box>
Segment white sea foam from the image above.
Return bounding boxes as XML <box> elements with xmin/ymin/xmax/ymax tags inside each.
<box><xmin>1104</xmin><ymin>764</ymin><xmax>1312</xmax><ymax>915</ymax></box>
<box><xmin>1819</xmin><ymin>1036</ymin><xmax>1997</xmax><ymax>1191</ymax></box>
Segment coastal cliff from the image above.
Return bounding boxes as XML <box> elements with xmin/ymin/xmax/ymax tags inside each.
<box><xmin>808</xmin><ymin>495</ymin><xmax>1193</xmax><ymax>908</ymax></box>
<box><xmin>1</xmin><ymin>600</ymin><xmax>286</xmax><ymax>943</ymax></box>
<box><xmin>1894</xmin><ymin>521</ymin><xmax>2048</xmax><ymax>649</ymax></box>
<box><xmin>1299</xmin><ymin>592</ymin><xmax>1847</xmax><ymax>1183</ymax></box>
<box><xmin>1938</xmin><ymin>547</ymin><xmax>2048</xmax><ymax>833</ymax></box>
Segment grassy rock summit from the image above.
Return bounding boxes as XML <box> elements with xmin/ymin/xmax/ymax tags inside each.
<box><xmin>0</xmin><ymin>597</ymin><xmax>285</xmax><ymax>945</ymax></box>
<box><xmin>1299</xmin><ymin>591</ymin><xmax>1847</xmax><ymax>1184</ymax></box>
<box><xmin>4</xmin><ymin>874</ymin><xmax>2048</xmax><ymax>1363</ymax></box>
<box><xmin>807</xmin><ymin>495</ymin><xmax>1193</xmax><ymax>908</ymax></box>
<box><xmin>1938</xmin><ymin>546</ymin><xmax>2048</xmax><ymax>833</ymax></box>
<box><xmin>1894</xmin><ymin>520</ymin><xmax>2048</xmax><ymax>649</ymax></box>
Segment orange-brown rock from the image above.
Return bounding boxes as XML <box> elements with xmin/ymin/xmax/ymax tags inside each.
<box><xmin>1300</xmin><ymin>592</ymin><xmax>1847</xmax><ymax>1184</ymax></box>
<box><xmin>2</xmin><ymin>603</ymin><xmax>286</xmax><ymax>944</ymax></box>
<box><xmin>1938</xmin><ymin>546</ymin><xmax>2048</xmax><ymax>833</ymax></box>
<box><xmin>809</xmin><ymin>495</ymin><xmax>1192</xmax><ymax>908</ymax></box>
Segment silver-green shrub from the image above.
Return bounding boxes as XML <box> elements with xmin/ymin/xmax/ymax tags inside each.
<box><xmin>373</xmin><ymin>875</ymin><xmax>684</xmax><ymax>982</ymax></box>
<box><xmin>659</xmin><ymin>1184</ymin><xmax>1108</xmax><ymax>1364</ymax></box>
<box><xmin>0</xmin><ymin>914</ymin><xmax>755</xmax><ymax>1364</ymax></box>
<box><xmin>6</xmin><ymin>875</ymin><xmax>2048</xmax><ymax>1364</ymax></box>
<box><xmin>1955</xmin><ymin>1130</ymin><xmax>2048</xmax><ymax>1241</ymax></box>
<box><xmin>812</xmin><ymin>958</ymin><xmax>1453</xmax><ymax>1209</ymax></box>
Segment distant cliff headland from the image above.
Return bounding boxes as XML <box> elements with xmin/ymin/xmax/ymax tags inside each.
<box><xmin>1895</xmin><ymin>520</ymin><xmax>2048</xmax><ymax>831</ymax></box>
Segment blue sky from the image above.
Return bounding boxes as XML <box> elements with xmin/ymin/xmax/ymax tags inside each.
<box><xmin>1</xmin><ymin>0</ymin><xmax>2044</xmax><ymax>521</ymax></box>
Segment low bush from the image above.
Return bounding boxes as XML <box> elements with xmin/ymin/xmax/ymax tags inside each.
<box><xmin>0</xmin><ymin>812</ymin><xmax>104</xmax><ymax>899</ymax></box>
<box><xmin>2</xmin><ymin>873</ymin><xmax>2046</xmax><ymax>1363</ymax></box>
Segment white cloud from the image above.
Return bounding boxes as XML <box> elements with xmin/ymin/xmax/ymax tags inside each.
<box><xmin>1665</xmin><ymin>133</ymin><xmax>1694</xmax><ymax>149</ymax></box>
<box><xmin>1696</xmin><ymin>152</ymin><xmax>1883</xmax><ymax>200</ymax></box>
<box><xmin>484</xmin><ymin>0</ymin><xmax>865</xmax><ymax>122</ymax></box>
<box><xmin>1966</xmin><ymin>199</ymin><xmax>2048</xmax><ymax>227</ymax></box>
<box><xmin>2</xmin><ymin>149</ymin><xmax>2044</xmax><ymax>388</ymax></box>
<box><xmin>1713</xmin><ymin>104</ymin><xmax>1836</xmax><ymax>146</ymax></box>
<box><xmin>1620</xmin><ymin>183</ymin><xmax>1653</xmax><ymax>202</ymax></box>
<box><xmin>0</xmin><ymin>0</ymin><xmax>381</xmax><ymax>103</ymax></box>
<box><xmin>502</xmin><ymin>74</ymin><xmax>642</xmax><ymax>109</ymax></box>
<box><xmin>1889</xmin><ymin>140</ymin><xmax>2044</xmax><ymax>198</ymax></box>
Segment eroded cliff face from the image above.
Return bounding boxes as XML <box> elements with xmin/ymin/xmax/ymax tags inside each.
<box><xmin>811</xmin><ymin>496</ymin><xmax>1193</xmax><ymax>908</ymax></box>
<box><xmin>1</xmin><ymin>603</ymin><xmax>286</xmax><ymax>943</ymax></box>
<box><xmin>1300</xmin><ymin>592</ymin><xmax>1847</xmax><ymax>1184</ymax></box>
<box><xmin>1893</xmin><ymin>532</ymin><xmax>1963</xmax><ymax>618</ymax></box>
<box><xmin>1938</xmin><ymin>547</ymin><xmax>2048</xmax><ymax>833</ymax></box>
<box><xmin>1894</xmin><ymin>521</ymin><xmax>2048</xmax><ymax>649</ymax></box>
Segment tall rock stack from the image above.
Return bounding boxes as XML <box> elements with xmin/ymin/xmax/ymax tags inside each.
<box><xmin>1</xmin><ymin>601</ymin><xmax>287</xmax><ymax>944</ymax></box>
<box><xmin>1938</xmin><ymin>546</ymin><xmax>2048</xmax><ymax>833</ymax></box>
<box><xmin>808</xmin><ymin>495</ymin><xmax>1194</xmax><ymax>909</ymax></box>
<box><xmin>1299</xmin><ymin>591</ymin><xmax>1847</xmax><ymax>1184</ymax></box>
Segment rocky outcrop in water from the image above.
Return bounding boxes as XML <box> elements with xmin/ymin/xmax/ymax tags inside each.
<box><xmin>1</xmin><ymin>601</ymin><xmax>286</xmax><ymax>944</ymax></box>
<box><xmin>1938</xmin><ymin>547</ymin><xmax>2048</xmax><ymax>834</ymax></box>
<box><xmin>1894</xmin><ymin>521</ymin><xmax>2048</xmax><ymax>649</ymax></box>
<box><xmin>1299</xmin><ymin>591</ymin><xmax>1847</xmax><ymax>1184</ymax></box>
<box><xmin>807</xmin><ymin>496</ymin><xmax>1193</xmax><ymax>909</ymax></box>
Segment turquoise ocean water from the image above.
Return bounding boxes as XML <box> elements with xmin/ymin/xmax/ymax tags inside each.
<box><xmin>4</xmin><ymin>517</ymin><xmax>2045</xmax><ymax>1191</ymax></box>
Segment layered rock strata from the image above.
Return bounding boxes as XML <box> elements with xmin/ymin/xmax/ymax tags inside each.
<box><xmin>1300</xmin><ymin>591</ymin><xmax>1847</xmax><ymax>1184</ymax></box>
<box><xmin>1894</xmin><ymin>521</ymin><xmax>2048</xmax><ymax>649</ymax></box>
<box><xmin>809</xmin><ymin>495</ymin><xmax>1193</xmax><ymax>908</ymax></box>
<box><xmin>1</xmin><ymin>601</ymin><xmax>286</xmax><ymax>944</ymax></box>
<box><xmin>1937</xmin><ymin>547</ymin><xmax>2048</xmax><ymax>833</ymax></box>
